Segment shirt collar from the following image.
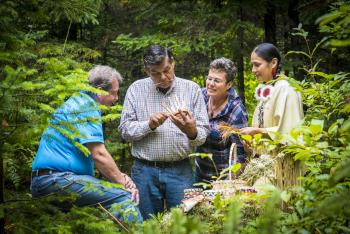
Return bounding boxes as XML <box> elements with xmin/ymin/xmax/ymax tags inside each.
<box><xmin>153</xmin><ymin>76</ymin><xmax>177</xmax><ymax>95</ymax></box>
<box><xmin>203</xmin><ymin>86</ymin><xmax>240</xmax><ymax>119</ymax></box>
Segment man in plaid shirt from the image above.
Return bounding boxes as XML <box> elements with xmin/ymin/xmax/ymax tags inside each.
<box><xmin>118</xmin><ymin>45</ymin><xmax>209</xmax><ymax>219</ymax></box>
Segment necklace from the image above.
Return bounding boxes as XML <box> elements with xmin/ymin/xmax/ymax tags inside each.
<box><xmin>208</xmin><ymin>97</ymin><xmax>228</xmax><ymax>118</ymax></box>
<box><xmin>254</xmin><ymin>84</ymin><xmax>274</xmax><ymax>127</ymax></box>
<box><xmin>254</xmin><ymin>84</ymin><xmax>274</xmax><ymax>102</ymax></box>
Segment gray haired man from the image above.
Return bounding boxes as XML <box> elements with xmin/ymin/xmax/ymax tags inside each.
<box><xmin>31</xmin><ymin>65</ymin><xmax>142</xmax><ymax>223</ymax></box>
<box><xmin>119</xmin><ymin>45</ymin><xmax>209</xmax><ymax>219</ymax></box>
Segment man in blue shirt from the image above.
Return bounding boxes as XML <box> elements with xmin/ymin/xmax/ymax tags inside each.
<box><xmin>31</xmin><ymin>65</ymin><xmax>142</xmax><ymax>223</ymax></box>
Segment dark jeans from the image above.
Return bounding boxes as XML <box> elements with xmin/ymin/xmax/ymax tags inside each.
<box><xmin>131</xmin><ymin>159</ymin><xmax>194</xmax><ymax>219</ymax></box>
<box><xmin>30</xmin><ymin>171</ymin><xmax>143</xmax><ymax>223</ymax></box>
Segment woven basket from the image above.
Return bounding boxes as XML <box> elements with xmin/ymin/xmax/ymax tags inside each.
<box><xmin>274</xmin><ymin>153</ymin><xmax>303</xmax><ymax>190</ymax></box>
<box><xmin>210</xmin><ymin>143</ymin><xmax>249</xmax><ymax>199</ymax></box>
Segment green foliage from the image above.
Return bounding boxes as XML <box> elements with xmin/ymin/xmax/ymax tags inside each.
<box><xmin>114</xmin><ymin>32</ymin><xmax>223</xmax><ymax>60</ymax></box>
<box><xmin>41</xmin><ymin>0</ymin><xmax>102</xmax><ymax>24</ymax></box>
<box><xmin>223</xmin><ymin>201</ymin><xmax>242</xmax><ymax>234</ymax></box>
<box><xmin>191</xmin><ymin>75</ymin><xmax>206</xmax><ymax>88</ymax></box>
<box><xmin>286</xmin><ymin>25</ymin><xmax>350</xmax><ymax>128</ymax></box>
<box><xmin>317</xmin><ymin>1</ymin><xmax>350</xmax><ymax>47</ymax></box>
<box><xmin>4</xmin><ymin>196</ymin><xmax>123</xmax><ymax>234</ymax></box>
<box><xmin>136</xmin><ymin>208</ymin><xmax>206</xmax><ymax>234</ymax></box>
<box><xmin>249</xmin><ymin>22</ymin><xmax>350</xmax><ymax>233</ymax></box>
<box><xmin>0</xmin><ymin>0</ymin><xmax>119</xmax><ymax>193</ymax></box>
<box><xmin>243</xmin><ymin>67</ymin><xmax>259</xmax><ymax>124</ymax></box>
<box><xmin>2</xmin><ymin>0</ymin><xmax>350</xmax><ymax>233</ymax></box>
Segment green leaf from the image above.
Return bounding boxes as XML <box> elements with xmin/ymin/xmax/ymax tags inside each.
<box><xmin>328</xmin><ymin>119</ymin><xmax>344</xmax><ymax>134</ymax></box>
<box><xmin>38</xmin><ymin>103</ymin><xmax>56</xmax><ymax>113</ymax></box>
<box><xmin>309</xmin><ymin>71</ymin><xmax>334</xmax><ymax>79</ymax></box>
<box><xmin>331</xmin><ymin>159</ymin><xmax>350</xmax><ymax>184</ymax></box>
<box><xmin>188</xmin><ymin>153</ymin><xmax>213</xmax><ymax>160</ymax></box>
<box><xmin>213</xmin><ymin>193</ymin><xmax>223</xmax><ymax>210</ymax></box>
<box><xmin>330</xmin><ymin>38</ymin><xmax>350</xmax><ymax>47</ymax></box>
<box><xmin>280</xmin><ymin>191</ymin><xmax>291</xmax><ymax>202</ymax></box>
<box><xmin>285</xmin><ymin>50</ymin><xmax>311</xmax><ymax>59</ymax></box>
<box><xmin>253</xmin><ymin>133</ymin><xmax>263</xmax><ymax>141</ymax></box>
<box><xmin>231</xmin><ymin>163</ymin><xmax>241</xmax><ymax>173</ymax></box>
<box><xmin>241</xmin><ymin>134</ymin><xmax>252</xmax><ymax>142</ymax></box>
<box><xmin>293</xmin><ymin>150</ymin><xmax>311</xmax><ymax>161</ymax></box>
<box><xmin>310</xmin><ymin>119</ymin><xmax>324</xmax><ymax>135</ymax></box>
<box><xmin>316</xmin><ymin>11</ymin><xmax>343</xmax><ymax>25</ymax></box>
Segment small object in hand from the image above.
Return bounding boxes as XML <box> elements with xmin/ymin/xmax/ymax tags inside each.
<box><xmin>162</xmin><ymin>95</ymin><xmax>188</xmax><ymax>116</ymax></box>
<box><xmin>218</xmin><ymin>122</ymin><xmax>241</xmax><ymax>140</ymax></box>
<box><xmin>174</xmin><ymin>109</ymin><xmax>189</xmax><ymax>117</ymax></box>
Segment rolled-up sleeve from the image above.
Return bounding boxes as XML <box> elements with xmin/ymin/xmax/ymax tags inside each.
<box><xmin>228</xmin><ymin>99</ymin><xmax>248</xmax><ymax>161</ymax></box>
<box><xmin>189</xmin><ymin>85</ymin><xmax>210</xmax><ymax>147</ymax></box>
<box><xmin>118</xmin><ymin>85</ymin><xmax>153</xmax><ymax>142</ymax></box>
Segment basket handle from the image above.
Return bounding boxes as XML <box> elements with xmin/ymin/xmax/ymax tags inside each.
<box><xmin>229</xmin><ymin>143</ymin><xmax>237</xmax><ymax>181</ymax></box>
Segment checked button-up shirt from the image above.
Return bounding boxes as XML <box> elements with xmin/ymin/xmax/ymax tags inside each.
<box><xmin>118</xmin><ymin>77</ymin><xmax>210</xmax><ymax>162</ymax></box>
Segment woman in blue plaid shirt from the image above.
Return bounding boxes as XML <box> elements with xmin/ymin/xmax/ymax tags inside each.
<box><xmin>195</xmin><ymin>58</ymin><xmax>248</xmax><ymax>184</ymax></box>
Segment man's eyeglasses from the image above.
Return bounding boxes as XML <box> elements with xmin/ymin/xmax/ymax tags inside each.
<box><xmin>206</xmin><ymin>76</ymin><xmax>225</xmax><ymax>84</ymax></box>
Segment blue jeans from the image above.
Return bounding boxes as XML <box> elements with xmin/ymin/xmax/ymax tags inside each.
<box><xmin>30</xmin><ymin>171</ymin><xmax>143</xmax><ymax>223</ymax></box>
<box><xmin>131</xmin><ymin>159</ymin><xmax>194</xmax><ymax>220</ymax></box>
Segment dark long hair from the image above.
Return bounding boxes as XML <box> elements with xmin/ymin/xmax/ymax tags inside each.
<box><xmin>253</xmin><ymin>43</ymin><xmax>282</xmax><ymax>75</ymax></box>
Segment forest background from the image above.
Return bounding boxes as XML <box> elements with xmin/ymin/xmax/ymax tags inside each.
<box><xmin>0</xmin><ymin>0</ymin><xmax>349</xmax><ymax>233</ymax></box>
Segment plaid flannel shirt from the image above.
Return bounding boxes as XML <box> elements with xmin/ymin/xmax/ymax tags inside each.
<box><xmin>118</xmin><ymin>77</ymin><xmax>209</xmax><ymax>162</ymax></box>
<box><xmin>195</xmin><ymin>87</ymin><xmax>248</xmax><ymax>182</ymax></box>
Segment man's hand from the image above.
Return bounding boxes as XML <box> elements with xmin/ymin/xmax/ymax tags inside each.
<box><xmin>87</xmin><ymin>142</ymin><xmax>140</xmax><ymax>204</ymax></box>
<box><xmin>122</xmin><ymin>174</ymin><xmax>139</xmax><ymax>205</ymax></box>
<box><xmin>169</xmin><ymin>110</ymin><xmax>197</xmax><ymax>139</ymax></box>
<box><xmin>149</xmin><ymin>112</ymin><xmax>169</xmax><ymax>130</ymax></box>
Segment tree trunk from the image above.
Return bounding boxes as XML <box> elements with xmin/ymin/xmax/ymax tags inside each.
<box><xmin>288</xmin><ymin>0</ymin><xmax>304</xmax><ymax>80</ymax></box>
<box><xmin>264</xmin><ymin>0</ymin><xmax>277</xmax><ymax>44</ymax></box>
<box><xmin>69</xmin><ymin>23</ymin><xmax>78</xmax><ymax>40</ymax></box>
<box><xmin>0</xmin><ymin>141</ymin><xmax>4</xmax><ymax>234</ymax></box>
<box><xmin>236</xmin><ymin>1</ymin><xmax>245</xmax><ymax>104</ymax></box>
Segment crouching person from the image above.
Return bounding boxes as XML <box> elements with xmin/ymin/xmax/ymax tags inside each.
<box><xmin>30</xmin><ymin>65</ymin><xmax>142</xmax><ymax>224</ymax></box>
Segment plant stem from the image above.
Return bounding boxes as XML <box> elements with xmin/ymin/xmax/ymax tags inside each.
<box><xmin>97</xmin><ymin>203</ymin><xmax>130</xmax><ymax>233</ymax></box>
<box><xmin>0</xmin><ymin>141</ymin><xmax>4</xmax><ymax>234</ymax></box>
<box><xmin>63</xmin><ymin>21</ymin><xmax>72</xmax><ymax>54</ymax></box>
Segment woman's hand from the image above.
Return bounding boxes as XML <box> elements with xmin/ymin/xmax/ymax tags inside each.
<box><xmin>242</xmin><ymin>140</ymin><xmax>253</xmax><ymax>155</ymax></box>
<box><xmin>240</xmin><ymin>127</ymin><xmax>266</xmax><ymax>136</ymax></box>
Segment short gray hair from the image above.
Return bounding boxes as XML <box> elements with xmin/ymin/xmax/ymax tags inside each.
<box><xmin>88</xmin><ymin>65</ymin><xmax>123</xmax><ymax>91</ymax></box>
<box><xmin>209</xmin><ymin>57</ymin><xmax>236</xmax><ymax>83</ymax></box>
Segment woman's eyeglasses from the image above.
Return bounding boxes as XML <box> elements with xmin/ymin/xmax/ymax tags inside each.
<box><xmin>206</xmin><ymin>76</ymin><xmax>225</xmax><ymax>84</ymax></box>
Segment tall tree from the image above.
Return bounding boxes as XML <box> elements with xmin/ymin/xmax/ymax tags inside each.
<box><xmin>236</xmin><ymin>1</ymin><xmax>245</xmax><ymax>103</ymax></box>
<box><xmin>264</xmin><ymin>0</ymin><xmax>277</xmax><ymax>44</ymax></box>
